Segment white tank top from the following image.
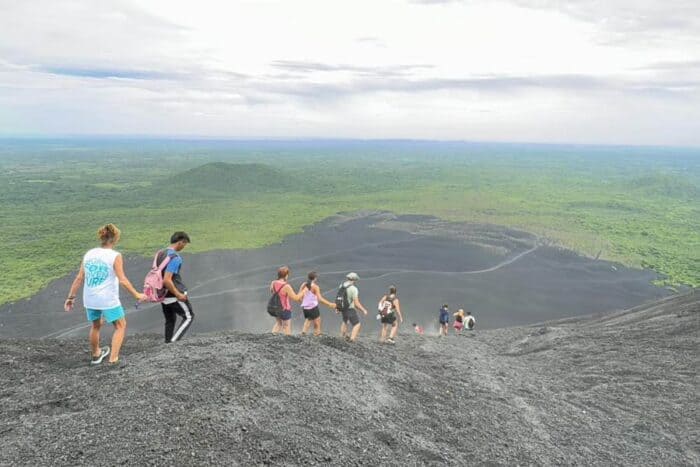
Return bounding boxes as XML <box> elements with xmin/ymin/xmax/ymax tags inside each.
<box><xmin>82</xmin><ymin>248</ymin><xmax>121</xmax><ymax>310</ymax></box>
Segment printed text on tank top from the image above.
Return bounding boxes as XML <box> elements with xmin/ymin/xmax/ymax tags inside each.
<box><xmin>82</xmin><ymin>247</ymin><xmax>121</xmax><ymax>310</ymax></box>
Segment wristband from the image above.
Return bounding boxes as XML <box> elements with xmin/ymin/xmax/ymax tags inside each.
<box><xmin>66</xmin><ymin>297</ymin><xmax>75</xmax><ymax>301</ymax></box>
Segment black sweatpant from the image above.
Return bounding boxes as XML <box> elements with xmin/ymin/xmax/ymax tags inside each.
<box><xmin>161</xmin><ymin>299</ymin><xmax>194</xmax><ymax>343</ymax></box>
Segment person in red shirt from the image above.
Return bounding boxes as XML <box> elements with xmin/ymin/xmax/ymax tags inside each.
<box><xmin>269</xmin><ymin>266</ymin><xmax>304</xmax><ymax>335</ymax></box>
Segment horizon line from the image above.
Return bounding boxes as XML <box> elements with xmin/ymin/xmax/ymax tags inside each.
<box><xmin>0</xmin><ymin>135</ymin><xmax>698</xmax><ymax>151</ymax></box>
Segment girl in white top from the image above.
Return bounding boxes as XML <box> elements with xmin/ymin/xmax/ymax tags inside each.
<box><xmin>64</xmin><ymin>224</ymin><xmax>145</xmax><ymax>365</ymax></box>
<box><xmin>297</xmin><ymin>271</ymin><xmax>336</xmax><ymax>336</ymax></box>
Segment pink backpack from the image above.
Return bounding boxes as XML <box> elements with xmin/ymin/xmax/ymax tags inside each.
<box><xmin>143</xmin><ymin>250</ymin><xmax>172</xmax><ymax>303</ymax></box>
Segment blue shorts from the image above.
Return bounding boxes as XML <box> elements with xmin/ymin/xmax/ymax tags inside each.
<box><xmin>279</xmin><ymin>310</ymin><xmax>292</xmax><ymax>321</ymax></box>
<box><xmin>86</xmin><ymin>305</ymin><xmax>125</xmax><ymax>323</ymax></box>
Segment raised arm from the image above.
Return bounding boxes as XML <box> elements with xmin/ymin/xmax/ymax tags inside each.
<box><xmin>64</xmin><ymin>262</ymin><xmax>85</xmax><ymax>311</ymax></box>
<box><xmin>313</xmin><ymin>284</ymin><xmax>335</xmax><ymax>308</ymax></box>
<box><xmin>284</xmin><ymin>283</ymin><xmax>303</xmax><ymax>302</ymax></box>
<box><xmin>114</xmin><ymin>254</ymin><xmax>145</xmax><ymax>301</ymax></box>
<box><xmin>298</xmin><ymin>282</ymin><xmax>308</xmax><ymax>296</ymax></box>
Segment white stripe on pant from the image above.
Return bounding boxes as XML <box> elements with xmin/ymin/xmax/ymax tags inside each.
<box><xmin>171</xmin><ymin>300</ymin><xmax>192</xmax><ymax>342</ymax></box>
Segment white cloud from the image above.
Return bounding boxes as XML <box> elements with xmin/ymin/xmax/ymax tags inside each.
<box><xmin>0</xmin><ymin>0</ymin><xmax>698</xmax><ymax>145</ymax></box>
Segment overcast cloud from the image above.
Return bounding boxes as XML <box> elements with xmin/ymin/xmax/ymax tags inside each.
<box><xmin>0</xmin><ymin>0</ymin><xmax>698</xmax><ymax>145</ymax></box>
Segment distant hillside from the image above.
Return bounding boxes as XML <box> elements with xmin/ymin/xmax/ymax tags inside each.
<box><xmin>165</xmin><ymin>162</ymin><xmax>299</xmax><ymax>196</ymax></box>
<box><xmin>1</xmin><ymin>292</ymin><xmax>697</xmax><ymax>465</ymax></box>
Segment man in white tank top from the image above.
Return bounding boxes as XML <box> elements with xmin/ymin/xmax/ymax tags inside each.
<box><xmin>65</xmin><ymin>224</ymin><xmax>145</xmax><ymax>365</ymax></box>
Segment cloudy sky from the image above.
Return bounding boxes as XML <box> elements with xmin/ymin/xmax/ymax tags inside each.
<box><xmin>1</xmin><ymin>0</ymin><xmax>698</xmax><ymax>146</ymax></box>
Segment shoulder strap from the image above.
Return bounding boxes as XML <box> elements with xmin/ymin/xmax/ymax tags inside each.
<box><xmin>272</xmin><ymin>281</ymin><xmax>285</xmax><ymax>296</ymax></box>
<box><xmin>154</xmin><ymin>250</ymin><xmax>172</xmax><ymax>272</ymax></box>
<box><xmin>152</xmin><ymin>251</ymin><xmax>161</xmax><ymax>269</ymax></box>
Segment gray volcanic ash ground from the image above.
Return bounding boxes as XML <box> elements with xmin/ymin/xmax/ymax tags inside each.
<box><xmin>1</xmin><ymin>292</ymin><xmax>697</xmax><ymax>465</ymax></box>
<box><xmin>1</xmin><ymin>212</ymin><xmax>670</xmax><ymax>339</ymax></box>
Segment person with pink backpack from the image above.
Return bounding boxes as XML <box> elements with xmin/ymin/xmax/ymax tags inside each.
<box><xmin>145</xmin><ymin>232</ymin><xmax>192</xmax><ymax>343</ymax></box>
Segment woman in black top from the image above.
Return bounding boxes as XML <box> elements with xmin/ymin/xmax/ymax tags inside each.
<box><xmin>378</xmin><ymin>286</ymin><xmax>403</xmax><ymax>344</ymax></box>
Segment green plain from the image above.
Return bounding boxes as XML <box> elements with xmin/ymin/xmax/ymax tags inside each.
<box><xmin>1</xmin><ymin>139</ymin><xmax>698</xmax><ymax>305</ymax></box>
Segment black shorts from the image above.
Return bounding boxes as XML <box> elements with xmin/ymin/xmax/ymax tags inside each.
<box><xmin>342</xmin><ymin>308</ymin><xmax>360</xmax><ymax>326</ymax></box>
<box><xmin>303</xmin><ymin>307</ymin><xmax>320</xmax><ymax>320</ymax></box>
<box><xmin>380</xmin><ymin>313</ymin><xmax>397</xmax><ymax>325</ymax></box>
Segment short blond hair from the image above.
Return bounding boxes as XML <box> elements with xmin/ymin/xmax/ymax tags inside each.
<box><xmin>97</xmin><ymin>223</ymin><xmax>121</xmax><ymax>245</ymax></box>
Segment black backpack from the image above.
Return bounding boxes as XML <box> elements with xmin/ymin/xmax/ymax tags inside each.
<box><xmin>335</xmin><ymin>284</ymin><xmax>350</xmax><ymax>312</ymax></box>
<box><xmin>267</xmin><ymin>283</ymin><xmax>285</xmax><ymax>317</ymax></box>
<box><xmin>379</xmin><ymin>294</ymin><xmax>396</xmax><ymax>317</ymax></box>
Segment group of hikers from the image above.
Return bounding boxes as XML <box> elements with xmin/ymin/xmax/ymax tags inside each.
<box><xmin>266</xmin><ymin>267</ymin><xmax>403</xmax><ymax>343</ymax></box>
<box><xmin>64</xmin><ymin>224</ymin><xmax>475</xmax><ymax>366</ymax></box>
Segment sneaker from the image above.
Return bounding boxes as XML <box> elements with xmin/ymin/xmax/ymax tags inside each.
<box><xmin>387</xmin><ymin>338</ymin><xmax>395</xmax><ymax>345</ymax></box>
<box><xmin>91</xmin><ymin>346</ymin><xmax>110</xmax><ymax>365</ymax></box>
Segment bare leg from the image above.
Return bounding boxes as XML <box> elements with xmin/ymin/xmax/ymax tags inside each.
<box><xmin>302</xmin><ymin>319</ymin><xmax>311</xmax><ymax>335</ymax></box>
<box><xmin>272</xmin><ymin>318</ymin><xmax>281</xmax><ymax>334</ymax></box>
<box><xmin>89</xmin><ymin>319</ymin><xmax>102</xmax><ymax>356</ymax></box>
<box><xmin>283</xmin><ymin>319</ymin><xmax>292</xmax><ymax>336</ymax></box>
<box><xmin>313</xmin><ymin>317</ymin><xmax>322</xmax><ymax>336</ymax></box>
<box><xmin>340</xmin><ymin>321</ymin><xmax>347</xmax><ymax>338</ymax></box>
<box><xmin>389</xmin><ymin>322</ymin><xmax>399</xmax><ymax>340</ymax></box>
<box><xmin>350</xmin><ymin>323</ymin><xmax>361</xmax><ymax>342</ymax></box>
<box><xmin>380</xmin><ymin>323</ymin><xmax>387</xmax><ymax>342</ymax></box>
<box><xmin>109</xmin><ymin>318</ymin><xmax>126</xmax><ymax>363</ymax></box>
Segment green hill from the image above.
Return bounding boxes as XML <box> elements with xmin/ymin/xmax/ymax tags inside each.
<box><xmin>165</xmin><ymin>162</ymin><xmax>299</xmax><ymax>196</ymax></box>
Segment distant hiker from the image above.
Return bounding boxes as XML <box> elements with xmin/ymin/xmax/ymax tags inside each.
<box><xmin>268</xmin><ymin>266</ymin><xmax>304</xmax><ymax>335</ymax></box>
<box><xmin>453</xmin><ymin>308</ymin><xmax>466</xmax><ymax>333</ymax></box>
<box><xmin>465</xmin><ymin>311</ymin><xmax>476</xmax><ymax>330</ymax></box>
<box><xmin>438</xmin><ymin>304</ymin><xmax>450</xmax><ymax>336</ymax></box>
<box><xmin>378</xmin><ymin>286</ymin><xmax>403</xmax><ymax>344</ymax></box>
<box><xmin>336</xmin><ymin>272</ymin><xmax>369</xmax><ymax>342</ymax></box>
<box><xmin>158</xmin><ymin>232</ymin><xmax>193</xmax><ymax>343</ymax></box>
<box><xmin>298</xmin><ymin>271</ymin><xmax>336</xmax><ymax>336</ymax></box>
<box><xmin>64</xmin><ymin>224</ymin><xmax>145</xmax><ymax>365</ymax></box>
<box><xmin>413</xmin><ymin>323</ymin><xmax>424</xmax><ymax>335</ymax></box>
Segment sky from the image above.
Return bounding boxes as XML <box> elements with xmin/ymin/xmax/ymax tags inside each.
<box><xmin>0</xmin><ymin>0</ymin><xmax>699</xmax><ymax>146</ymax></box>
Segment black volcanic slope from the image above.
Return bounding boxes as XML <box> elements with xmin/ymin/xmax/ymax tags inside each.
<box><xmin>1</xmin><ymin>212</ymin><xmax>670</xmax><ymax>339</ymax></box>
<box><xmin>1</xmin><ymin>292</ymin><xmax>697</xmax><ymax>466</ymax></box>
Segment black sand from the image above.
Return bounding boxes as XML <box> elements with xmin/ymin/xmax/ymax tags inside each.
<box><xmin>1</xmin><ymin>292</ymin><xmax>697</xmax><ymax>465</ymax></box>
<box><xmin>1</xmin><ymin>212</ymin><xmax>669</xmax><ymax>339</ymax></box>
